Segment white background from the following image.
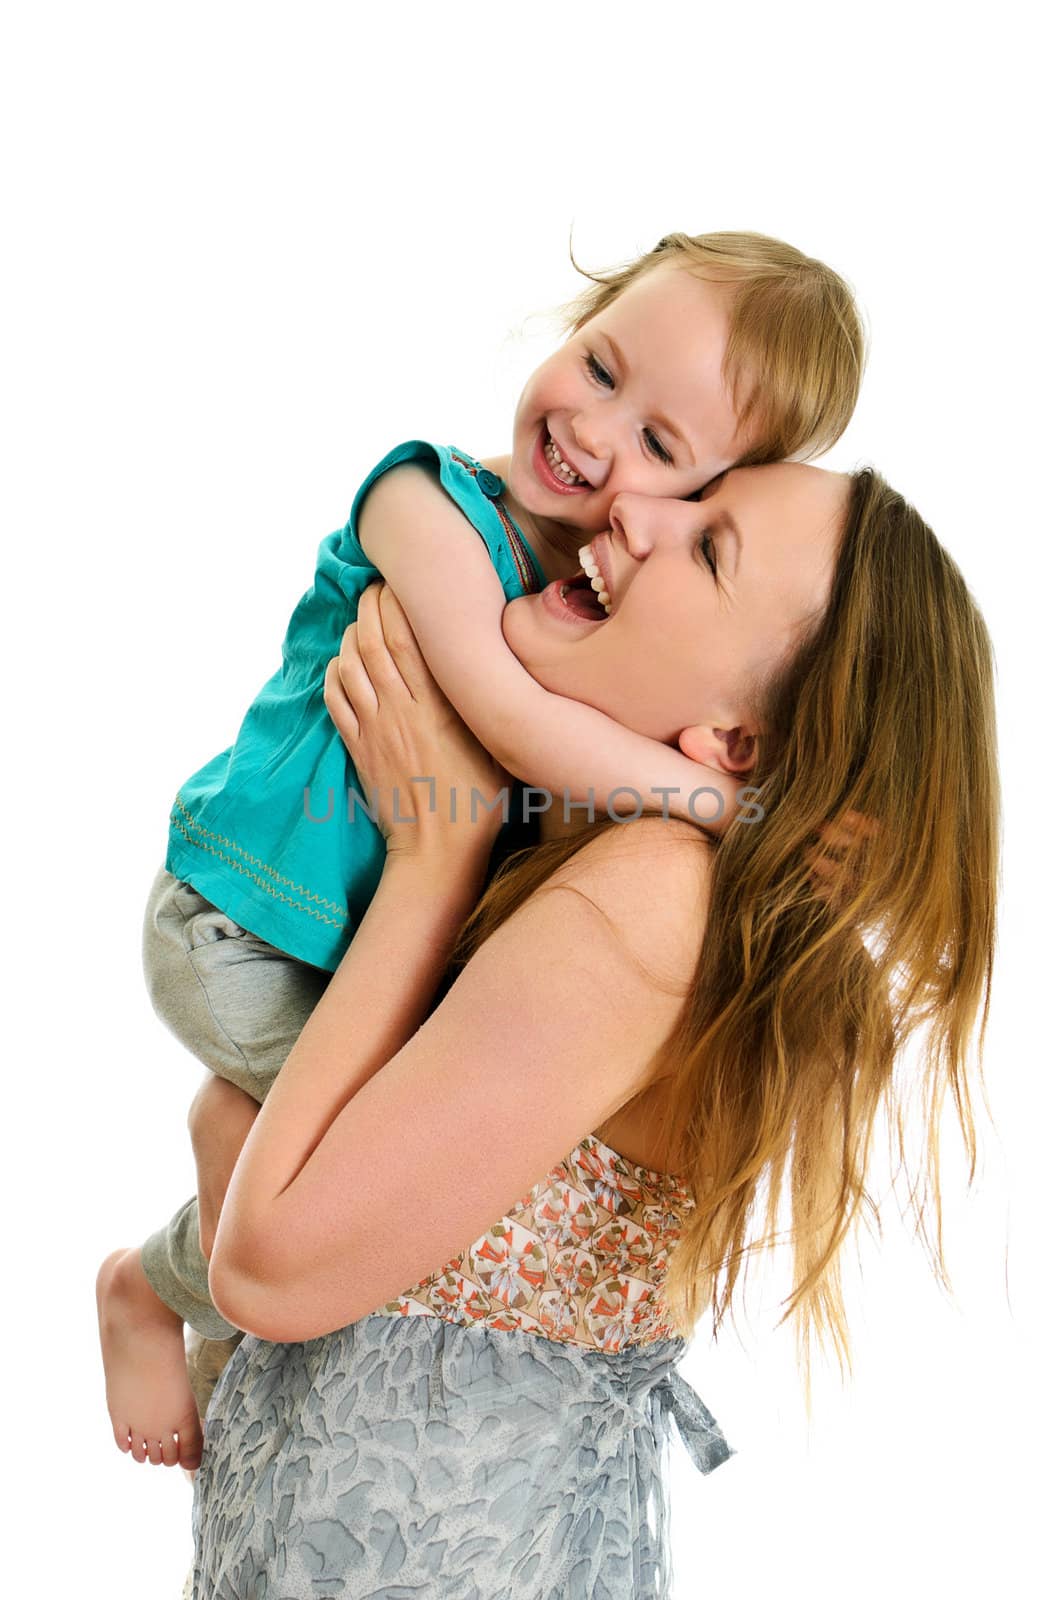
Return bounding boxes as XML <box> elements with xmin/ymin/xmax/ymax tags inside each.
<box><xmin>2</xmin><ymin>2</ymin><xmax>1055</xmax><ymax>1595</ymax></box>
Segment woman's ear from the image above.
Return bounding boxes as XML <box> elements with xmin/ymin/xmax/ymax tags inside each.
<box><xmin>678</xmin><ymin>723</ymin><xmax>757</xmax><ymax>775</ymax></box>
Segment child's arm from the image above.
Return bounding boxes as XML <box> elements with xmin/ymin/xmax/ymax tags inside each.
<box><xmin>358</xmin><ymin>463</ymin><xmax>746</xmax><ymax>830</ymax></box>
<box><xmin>187</xmin><ymin>1075</ymin><xmax>261</xmax><ymax>1259</ymax></box>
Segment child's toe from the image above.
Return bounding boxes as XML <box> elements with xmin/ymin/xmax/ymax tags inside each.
<box><xmin>129</xmin><ymin>1431</ymin><xmax>148</xmax><ymax>1464</ymax></box>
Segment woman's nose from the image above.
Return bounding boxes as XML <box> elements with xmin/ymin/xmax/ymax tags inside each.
<box><xmin>608</xmin><ymin>492</ymin><xmax>679</xmax><ymax>557</ymax></box>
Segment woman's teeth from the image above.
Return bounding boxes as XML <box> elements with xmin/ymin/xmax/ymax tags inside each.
<box><xmin>545</xmin><ymin>433</ymin><xmax>588</xmax><ymax>486</ymax></box>
<box><xmin>577</xmin><ymin>545</ymin><xmax>611</xmax><ymax>614</ymax></box>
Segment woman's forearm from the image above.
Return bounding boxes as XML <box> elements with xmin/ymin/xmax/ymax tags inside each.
<box><xmin>210</xmin><ymin>850</ymin><xmax>488</xmax><ymax>1291</ymax></box>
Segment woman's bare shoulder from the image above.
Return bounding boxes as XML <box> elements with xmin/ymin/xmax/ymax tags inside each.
<box><xmin>548</xmin><ymin>814</ymin><xmax>714</xmax><ymax>878</ymax></box>
<box><xmin>536</xmin><ymin>818</ymin><xmax>715</xmax><ymax>993</ymax></box>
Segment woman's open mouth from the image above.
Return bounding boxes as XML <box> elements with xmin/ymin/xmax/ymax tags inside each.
<box><xmin>532</xmin><ymin>425</ymin><xmax>592</xmax><ymax>496</ymax></box>
<box><xmin>541</xmin><ymin>545</ymin><xmax>612</xmax><ymax>624</ymax></box>
<box><xmin>563</xmin><ymin>543</ymin><xmax>612</xmax><ymax>617</ymax></box>
<box><xmin>558</xmin><ymin>573</ymin><xmax>609</xmax><ymax>619</ymax></box>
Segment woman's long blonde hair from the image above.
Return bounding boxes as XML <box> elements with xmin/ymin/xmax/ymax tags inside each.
<box><xmin>451</xmin><ymin>470</ymin><xmax>1000</xmax><ymax>1396</ymax></box>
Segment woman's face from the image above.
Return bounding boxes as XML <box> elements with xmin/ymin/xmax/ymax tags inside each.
<box><xmin>501</xmin><ymin>462</ymin><xmax>848</xmax><ymax>749</ymax></box>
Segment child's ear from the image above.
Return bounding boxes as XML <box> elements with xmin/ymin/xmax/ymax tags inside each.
<box><xmin>678</xmin><ymin>723</ymin><xmax>757</xmax><ymax>775</ymax></box>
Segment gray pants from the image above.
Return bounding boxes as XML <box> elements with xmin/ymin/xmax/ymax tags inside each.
<box><xmin>139</xmin><ymin>867</ymin><xmax>330</xmax><ymax>1337</ymax></box>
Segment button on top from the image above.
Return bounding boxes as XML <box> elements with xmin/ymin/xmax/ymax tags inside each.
<box><xmin>477</xmin><ymin>469</ymin><xmax>503</xmax><ymax>499</ymax></box>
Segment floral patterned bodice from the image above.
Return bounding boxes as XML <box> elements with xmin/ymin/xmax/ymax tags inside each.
<box><xmin>373</xmin><ymin>1132</ymin><xmax>694</xmax><ymax>1353</ymax></box>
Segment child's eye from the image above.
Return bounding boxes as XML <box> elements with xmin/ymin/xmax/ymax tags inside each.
<box><xmin>699</xmin><ymin>534</ymin><xmax>717</xmax><ymax>575</ymax></box>
<box><xmin>583</xmin><ymin>353</ymin><xmax>675</xmax><ymax>466</ymax></box>
<box><xmin>644</xmin><ymin>430</ymin><xmax>674</xmax><ymax>466</ymax></box>
<box><xmin>583</xmin><ymin>352</ymin><xmax>613</xmax><ymax>388</ymax></box>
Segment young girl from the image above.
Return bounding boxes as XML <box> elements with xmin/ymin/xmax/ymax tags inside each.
<box><xmin>96</xmin><ymin>229</ymin><xmax>864</xmax><ymax>1470</ymax></box>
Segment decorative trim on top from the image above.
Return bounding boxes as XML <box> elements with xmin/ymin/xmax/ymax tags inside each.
<box><xmin>170</xmin><ymin>795</ymin><xmax>349</xmax><ymax>931</ymax></box>
<box><xmin>448</xmin><ymin>449</ymin><xmax>541</xmax><ymax>596</ymax></box>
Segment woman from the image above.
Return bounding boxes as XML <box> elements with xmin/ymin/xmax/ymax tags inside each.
<box><xmin>191</xmin><ymin>460</ymin><xmax>998</xmax><ymax>1597</ymax></box>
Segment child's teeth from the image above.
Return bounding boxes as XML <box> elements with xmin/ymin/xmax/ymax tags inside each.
<box><xmin>546</xmin><ymin>434</ymin><xmax>587</xmax><ymax>484</ymax></box>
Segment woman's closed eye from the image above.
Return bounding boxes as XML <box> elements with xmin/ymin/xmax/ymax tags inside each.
<box><xmin>582</xmin><ymin>351</ymin><xmax>675</xmax><ymax>466</ymax></box>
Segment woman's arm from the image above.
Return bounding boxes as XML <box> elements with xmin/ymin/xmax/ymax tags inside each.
<box><xmin>210</xmin><ymin>826</ymin><xmax>710</xmax><ymax>1342</ymax></box>
<box><xmin>359</xmin><ymin>462</ymin><xmax>745</xmax><ymax>829</ymax></box>
<box><xmin>209</xmin><ymin>586</ymin><xmax>713</xmax><ymax>1342</ymax></box>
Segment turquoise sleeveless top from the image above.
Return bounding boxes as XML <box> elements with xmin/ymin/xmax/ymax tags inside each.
<box><xmin>165</xmin><ymin>441</ymin><xmax>546</xmax><ymax>971</ymax></box>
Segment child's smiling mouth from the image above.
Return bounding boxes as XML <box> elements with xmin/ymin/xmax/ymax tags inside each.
<box><xmin>545</xmin><ymin>431</ymin><xmax>588</xmax><ymax>486</ymax></box>
<box><xmin>532</xmin><ymin>424</ymin><xmax>594</xmax><ymax>496</ymax></box>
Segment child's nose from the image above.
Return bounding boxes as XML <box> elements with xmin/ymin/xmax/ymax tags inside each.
<box><xmin>570</xmin><ymin>410</ymin><xmax>609</xmax><ymax>463</ymax></box>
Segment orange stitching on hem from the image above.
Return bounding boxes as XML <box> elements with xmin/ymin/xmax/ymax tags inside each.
<box><xmin>170</xmin><ymin>817</ymin><xmax>347</xmax><ymax>931</ymax></box>
<box><xmin>170</xmin><ymin>799</ymin><xmax>349</xmax><ymax>927</ymax></box>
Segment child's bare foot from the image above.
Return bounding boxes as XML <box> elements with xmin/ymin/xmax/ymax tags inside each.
<box><xmin>96</xmin><ymin>1247</ymin><xmax>203</xmax><ymax>1469</ymax></box>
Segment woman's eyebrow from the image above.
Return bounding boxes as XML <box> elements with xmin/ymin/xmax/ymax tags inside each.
<box><xmin>598</xmin><ymin>332</ymin><xmax>693</xmax><ymax>459</ymax></box>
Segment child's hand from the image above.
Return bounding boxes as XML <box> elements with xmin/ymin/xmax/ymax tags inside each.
<box><xmin>803</xmin><ymin>810</ymin><xmax>882</xmax><ymax>905</ymax></box>
<box><xmin>324</xmin><ymin>583</ymin><xmax>511</xmax><ymax>864</ymax></box>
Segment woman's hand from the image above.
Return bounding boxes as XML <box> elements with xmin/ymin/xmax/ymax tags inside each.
<box><xmin>324</xmin><ymin>583</ymin><xmax>510</xmax><ymax>866</ymax></box>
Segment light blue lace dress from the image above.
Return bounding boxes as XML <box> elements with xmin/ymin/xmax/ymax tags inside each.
<box><xmin>191</xmin><ymin>1132</ymin><xmax>733</xmax><ymax>1598</ymax></box>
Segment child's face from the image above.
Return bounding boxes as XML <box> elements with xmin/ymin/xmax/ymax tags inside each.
<box><xmin>508</xmin><ymin>262</ymin><xmax>749</xmax><ymax>542</ymax></box>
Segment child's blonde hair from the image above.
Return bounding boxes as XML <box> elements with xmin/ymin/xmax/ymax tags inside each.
<box><xmin>559</xmin><ymin>230</ymin><xmax>865</xmax><ymax>465</ymax></box>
